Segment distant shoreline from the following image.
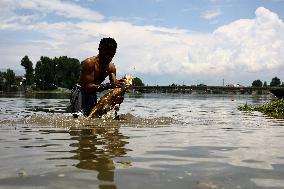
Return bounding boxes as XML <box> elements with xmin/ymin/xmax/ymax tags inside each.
<box><xmin>27</xmin><ymin>89</ymin><xmax>71</xmax><ymax>94</ymax></box>
<box><xmin>1</xmin><ymin>85</ymin><xmax>283</xmax><ymax>95</ymax></box>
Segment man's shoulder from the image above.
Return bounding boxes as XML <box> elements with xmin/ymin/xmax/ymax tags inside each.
<box><xmin>83</xmin><ymin>56</ymin><xmax>98</xmax><ymax>64</ymax></box>
<box><xmin>82</xmin><ymin>56</ymin><xmax>98</xmax><ymax>67</ymax></box>
<box><xmin>109</xmin><ymin>62</ymin><xmax>115</xmax><ymax>67</ymax></box>
<box><xmin>108</xmin><ymin>62</ymin><xmax>116</xmax><ymax>71</ymax></box>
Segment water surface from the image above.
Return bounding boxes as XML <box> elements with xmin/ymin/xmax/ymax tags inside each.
<box><xmin>0</xmin><ymin>93</ymin><xmax>284</xmax><ymax>189</ymax></box>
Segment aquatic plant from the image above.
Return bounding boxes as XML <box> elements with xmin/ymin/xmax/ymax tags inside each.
<box><xmin>238</xmin><ymin>98</ymin><xmax>284</xmax><ymax>119</ymax></box>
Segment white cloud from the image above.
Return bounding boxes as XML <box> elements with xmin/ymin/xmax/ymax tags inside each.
<box><xmin>0</xmin><ymin>3</ymin><xmax>284</xmax><ymax>85</ymax></box>
<box><xmin>202</xmin><ymin>9</ymin><xmax>222</xmax><ymax>20</ymax></box>
<box><xmin>0</xmin><ymin>0</ymin><xmax>104</xmax><ymax>26</ymax></box>
<box><xmin>212</xmin><ymin>7</ymin><xmax>284</xmax><ymax>73</ymax></box>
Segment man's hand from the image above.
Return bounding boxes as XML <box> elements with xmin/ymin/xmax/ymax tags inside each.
<box><xmin>113</xmin><ymin>79</ymin><xmax>125</xmax><ymax>88</ymax></box>
<box><xmin>97</xmin><ymin>82</ymin><xmax>119</xmax><ymax>91</ymax></box>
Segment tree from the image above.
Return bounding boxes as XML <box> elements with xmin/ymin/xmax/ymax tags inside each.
<box><xmin>132</xmin><ymin>77</ymin><xmax>144</xmax><ymax>86</ymax></box>
<box><xmin>54</xmin><ymin>56</ymin><xmax>81</xmax><ymax>89</ymax></box>
<box><xmin>270</xmin><ymin>77</ymin><xmax>281</xmax><ymax>87</ymax></box>
<box><xmin>0</xmin><ymin>71</ymin><xmax>3</xmax><ymax>84</ymax></box>
<box><xmin>252</xmin><ymin>79</ymin><xmax>263</xmax><ymax>87</ymax></box>
<box><xmin>3</xmin><ymin>69</ymin><xmax>16</xmax><ymax>85</ymax></box>
<box><xmin>21</xmin><ymin>55</ymin><xmax>34</xmax><ymax>85</ymax></box>
<box><xmin>263</xmin><ymin>81</ymin><xmax>267</xmax><ymax>87</ymax></box>
<box><xmin>34</xmin><ymin>56</ymin><xmax>57</xmax><ymax>90</ymax></box>
<box><xmin>34</xmin><ymin>56</ymin><xmax>81</xmax><ymax>90</ymax></box>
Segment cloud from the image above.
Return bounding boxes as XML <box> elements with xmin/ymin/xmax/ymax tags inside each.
<box><xmin>0</xmin><ymin>2</ymin><xmax>284</xmax><ymax>85</ymax></box>
<box><xmin>202</xmin><ymin>9</ymin><xmax>222</xmax><ymax>20</ymax></box>
<box><xmin>0</xmin><ymin>0</ymin><xmax>104</xmax><ymax>25</ymax></box>
<box><xmin>212</xmin><ymin>7</ymin><xmax>284</xmax><ymax>73</ymax></box>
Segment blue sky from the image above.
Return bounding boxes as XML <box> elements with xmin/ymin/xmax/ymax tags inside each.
<box><xmin>1</xmin><ymin>0</ymin><xmax>284</xmax><ymax>86</ymax></box>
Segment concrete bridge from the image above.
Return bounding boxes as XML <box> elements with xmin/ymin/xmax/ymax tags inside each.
<box><xmin>131</xmin><ymin>86</ymin><xmax>282</xmax><ymax>95</ymax></box>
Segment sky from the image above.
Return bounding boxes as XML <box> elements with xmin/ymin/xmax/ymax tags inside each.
<box><xmin>0</xmin><ymin>0</ymin><xmax>284</xmax><ymax>86</ymax></box>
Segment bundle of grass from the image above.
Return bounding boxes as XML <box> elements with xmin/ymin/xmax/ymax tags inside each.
<box><xmin>238</xmin><ymin>99</ymin><xmax>284</xmax><ymax>119</ymax></box>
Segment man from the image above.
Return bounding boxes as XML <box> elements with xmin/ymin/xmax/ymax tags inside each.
<box><xmin>69</xmin><ymin>37</ymin><xmax>124</xmax><ymax>116</ymax></box>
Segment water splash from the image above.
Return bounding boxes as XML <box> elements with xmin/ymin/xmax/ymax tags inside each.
<box><xmin>4</xmin><ymin>112</ymin><xmax>176</xmax><ymax>129</ymax></box>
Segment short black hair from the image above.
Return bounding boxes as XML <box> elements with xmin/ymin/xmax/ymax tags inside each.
<box><xmin>99</xmin><ymin>37</ymin><xmax>117</xmax><ymax>50</ymax></box>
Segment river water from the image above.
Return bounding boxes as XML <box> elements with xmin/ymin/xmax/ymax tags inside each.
<box><xmin>0</xmin><ymin>93</ymin><xmax>284</xmax><ymax>189</ymax></box>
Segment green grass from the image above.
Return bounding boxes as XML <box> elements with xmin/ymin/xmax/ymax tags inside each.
<box><xmin>238</xmin><ymin>98</ymin><xmax>284</xmax><ymax>119</ymax></box>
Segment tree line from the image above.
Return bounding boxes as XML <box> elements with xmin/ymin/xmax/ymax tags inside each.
<box><xmin>0</xmin><ymin>69</ymin><xmax>17</xmax><ymax>86</ymax></box>
<box><xmin>21</xmin><ymin>55</ymin><xmax>81</xmax><ymax>90</ymax></box>
<box><xmin>0</xmin><ymin>55</ymin><xmax>144</xmax><ymax>91</ymax></box>
<box><xmin>252</xmin><ymin>77</ymin><xmax>283</xmax><ymax>87</ymax></box>
<box><xmin>0</xmin><ymin>56</ymin><xmax>81</xmax><ymax>90</ymax></box>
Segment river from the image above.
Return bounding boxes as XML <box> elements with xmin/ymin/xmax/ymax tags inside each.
<box><xmin>0</xmin><ymin>93</ymin><xmax>284</xmax><ymax>189</ymax></box>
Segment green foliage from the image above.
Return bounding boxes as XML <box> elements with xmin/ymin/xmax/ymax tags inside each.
<box><xmin>35</xmin><ymin>56</ymin><xmax>56</xmax><ymax>90</ymax></box>
<box><xmin>54</xmin><ymin>56</ymin><xmax>81</xmax><ymax>89</ymax></box>
<box><xmin>263</xmin><ymin>81</ymin><xmax>267</xmax><ymax>87</ymax></box>
<box><xmin>239</xmin><ymin>99</ymin><xmax>284</xmax><ymax>119</ymax></box>
<box><xmin>252</xmin><ymin>79</ymin><xmax>262</xmax><ymax>87</ymax></box>
<box><xmin>21</xmin><ymin>55</ymin><xmax>34</xmax><ymax>85</ymax></box>
<box><xmin>34</xmin><ymin>56</ymin><xmax>81</xmax><ymax>90</ymax></box>
<box><xmin>238</xmin><ymin>103</ymin><xmax>256</xmax><ymax>112</ymax></box>
<box><xmin>132</xmin><ymin>77</ymin><xmax>144</xmax><ymax>86</ymax></box>
<box><xmin>270</xmin><ymin>77</ymin><xmax>281</xmax><ymax>87</ymax></box>
<box><xmin>2</xmin><ymin>69</ymin><xmax>16</xmax><ymax>85</ymax></box>
<box><xmin>0</xmin><ymin>71</ymin><xmax>3</xmax><ymax>84</ymax></box>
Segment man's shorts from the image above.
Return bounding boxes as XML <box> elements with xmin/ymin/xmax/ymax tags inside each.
<box><xmin>68</xmin><ymin>84</ymin><xmax>97</xmax><ymax>116</ymax></box>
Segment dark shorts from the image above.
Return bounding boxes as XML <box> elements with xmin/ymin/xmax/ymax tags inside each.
<box><xmin>81</xmin><ymin>88</ymin><xmax>97</xmax><ymax>116</ymax></box>
<box><xmin>68</xmin><ymin>84</ymin><xmax>97</xmax><ymax>116</ymax></box>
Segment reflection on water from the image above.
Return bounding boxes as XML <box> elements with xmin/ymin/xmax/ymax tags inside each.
<box><xmin>0</xmin><ymin>93</ymin><xmax>284</xmax><ymax>189</ymax></box>
<box><xmin>45</xmin><ymin>127</ymin><xmax>130</xmax><ymax>189</ymax></box>
<box><xmin>69</xmin><ymin>128</ymin><xmax>129</xmax><ymax>182</ymax></box>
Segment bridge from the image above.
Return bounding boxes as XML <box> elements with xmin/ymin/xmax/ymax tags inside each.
<box><xmin>131</xmin><ymin>86</ymin><xmax>283</xmax><ymax>95</ymax></box>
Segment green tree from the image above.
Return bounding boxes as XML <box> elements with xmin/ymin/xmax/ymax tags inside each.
<box><xmin>132</xmin><ymin>77</ymin><xmax>144</xmax><ymax>86</ymax></box>
<box><xmin>0</xmin><ymin>71</ymin><xmax>3</xmax><ymax>84</ymax></box>
<box><xmin>21</xmin><ymin>55</ymin><xmax>34</xmax><ymax>85</ymax></box>
<box><xmin>252</xmin><ymin>79</ymin><xmax>263</xmax><ymax>87</ymax></box>
<box><xmin>54</xmin><ymin>56</ymin><xmax>81</xmax><ymax>89</ymax></box>
<box><xmin>35</xmin><ymin>56</ymin><xmax>57</xmax><ymax>90</ymax></box>
<box><xmin>34</xmin><ymin>56</ymin><xmax>81</xmax><ymax>90</ymax></box>
<box><xmin>3</xmin><ymin>69</ymin><xmax>16</xmax><ymax>85</ymax></box>
<box><xmin>263</xmin><ymin>81</ymin><xmax>268</xmax><ymax>87</ymax></box>
<box><xmin>270</xmin><ymin>77</ymin><xmax>281</xmax><ymax>87</ymax></box>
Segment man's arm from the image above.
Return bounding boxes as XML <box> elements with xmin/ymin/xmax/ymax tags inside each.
<box><xmin>109</xmin><ymin>64</ymin><xmax>124</xmax><ymax>87</ymax></box>
<box><xmin>109</xmin><ymin>64</ymin><xmax>117</xmax><ymax>83</ymax></box>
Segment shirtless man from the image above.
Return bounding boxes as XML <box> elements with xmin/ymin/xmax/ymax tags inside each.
<box><xmin>70</xmin><ymin>37</ymin><xmax>124</xmax><ymax>116</ymax></box>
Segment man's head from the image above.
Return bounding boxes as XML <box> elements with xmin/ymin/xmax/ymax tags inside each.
<box><xmin>98</xmin><ymin>38</ymin><xmax>117</xmax><ymax>65</ymax></box>
<box><xmin>99</xmin><ymin>37</ymin><xmax>117</xmax><ymax>50</ymax></box>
